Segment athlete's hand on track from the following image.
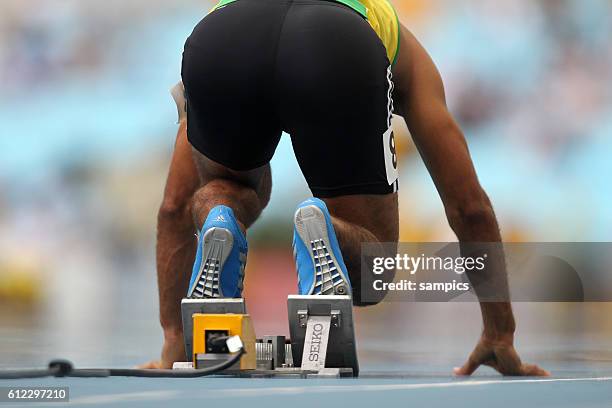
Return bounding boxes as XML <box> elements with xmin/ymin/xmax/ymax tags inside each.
<box><xmin>454</xmin><ymin>334</ymin><xmax>550</xmax><ymax>377</ymax></box>
<box><xmin>139</xmin><ymin>331</ymin><xmax>185</xmax><ymax>369</ymax></box>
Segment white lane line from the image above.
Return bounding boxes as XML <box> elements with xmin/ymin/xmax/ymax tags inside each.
<box><xmin>204</xmin><ymin>376</ymin><xmax>612</xmax><ymax>398</ymax></box>
<box><xmin>22</xmin><ymin>376</ymin><xmax>612</xmax><ymax>405</ymax></box>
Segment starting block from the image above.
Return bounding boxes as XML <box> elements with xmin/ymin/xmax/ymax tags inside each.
<box><xmin>175</xmin><ymin>295</ymin><xmax>359</xmax><ymax>378</ymax></box>
<box><xmin>181</xmin><ymin>298</ymin><xmax>246</xmax><ymax>361</ymax></box>
<box><xmin>287</xmin><ymin>295</ymin><xmax>359</xmax><ymax>376</ymax></box>
<box><xmin>181</xmin><ymin>298</ymin><xmax>256</xmax><ymax>370</ymax></box>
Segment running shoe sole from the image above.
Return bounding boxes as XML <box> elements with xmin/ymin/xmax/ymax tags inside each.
<box><xmin>294</xmin><ymin>205</ymin><xmax>351</xmax><ymax>296</ymax></box>
<box><xmin>188</xmin><ymin>227</ymin><xmax>234</xmax><ymax>298</ymax></box>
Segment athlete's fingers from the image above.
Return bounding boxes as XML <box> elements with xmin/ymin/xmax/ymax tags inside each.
<box><xmin>455</xmin><ymin>339</ymin><xmax>498</xmax><ymax>376</ymax></box>
<box><xmin>492</xmin><ymin>346</ymin><xmax>524</xmax><ymax>376</ymax></box>
<box><xmin>454</xmin><ymin>352</ymin><xmax>484</xmax><ymax>376</ymax></box>
<box><xmin>491</xmin><ymin>347</ymin><xmax>549</xmax><ymax>377</ymax></box>
<box><xmin>520</xmin><ymin>364</ymin><xmax>551</xmax><ymax>377</ymax></box>
<box><xmin>454</xmin><ymin>351</ymin><xmax>489</xmax><ymax>376</ymax></box>
<box><xmin>482</xmin><ymin>359</ymin><xmax>500</xmax><ymax>371</ymax></box>
<box><xmin>136</xmin><ymin>360</ymin><xmax>162</xmax><ymax>369</ymax></box>
<box><xmin>454</xmin><ymin>361</ymin><xmax>479</xmax><ymax>376</ymax></box>
<box><xmin>160</xmin><ymin>341</ymin><xmax>187</xmax><ymax>369</ymax></box>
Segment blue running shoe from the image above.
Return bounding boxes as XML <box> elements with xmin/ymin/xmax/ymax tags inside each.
<box><xmin>293</xmin><ymin>198</ymin><xmax>352</xmax><ymax>296</ymax></box>
<box><xmin>187</xmin><ymin>205</ymin><xmax>247</xmax><ymax>298</ymax></box>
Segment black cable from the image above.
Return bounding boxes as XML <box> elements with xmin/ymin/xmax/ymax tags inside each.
<box><xmin>103</xmin><ymin>348</ymin><xmax>245</xmax><ymax>378</ymax></box>
<box><xmin>0</xmin><ymin>348</ymin><xmax>245</xmax><ymax>379</ymax></box>
<box><xmin>0</xmin><ymin>359</ymin><xmax>71</xmax><ymax>379</ymax></box>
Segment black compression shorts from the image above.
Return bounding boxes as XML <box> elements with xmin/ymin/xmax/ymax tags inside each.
<box><xmin>182</xmin><ymin>0</ymin><xmax>399</xmax><ymax>197</ymax></box>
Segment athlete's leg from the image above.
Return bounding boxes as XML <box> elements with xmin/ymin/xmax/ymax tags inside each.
<box><xmin>278</xmin><ymin>2</ymin><xmax>399</xmax><ymax>305</ymax></box>
<box><xmin>292</xmin><ymin>194</ymin><xmax>397</xmax><ymax>305</ymax></box>
<box><xmin>190</xmin><ymin>152</ymin><xmax>272</xmax><ymax>232</ymax></box>
<box><xmin>181</xmin><ymin>0</ymin><xmax>281</xmax><ymax>233</ymax></box>
<box><xmin>181</xmin><ymin>0</ymin><xmax>284</xmax><ymax>299</ymax></box>
<box><xmin>184</xmin><ymin>151</ymin><xmax>273</xmax><ymax>299</ymax></box>
<box><xmin>324</xmin><ymin>194</ymin><xmax>399</xmax><ymax>306</ymax></box>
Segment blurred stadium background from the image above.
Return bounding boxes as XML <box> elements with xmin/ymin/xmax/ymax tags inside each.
<box><xmin>1</xmin><ymin>0</ymin><xmax>611</xmax><ymax>371</ymax></box>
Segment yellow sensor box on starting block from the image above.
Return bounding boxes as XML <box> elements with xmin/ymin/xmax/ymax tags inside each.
<box><xmin>192</xmin><ymin>313</ymin><xmax>256</xmax><ymax>370</ymax></box>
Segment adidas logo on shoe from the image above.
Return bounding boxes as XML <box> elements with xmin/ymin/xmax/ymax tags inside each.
<box><xmin>215</xmin><ymin>215</ymin><xmax>227</xmax><ymax>222</ymax></box>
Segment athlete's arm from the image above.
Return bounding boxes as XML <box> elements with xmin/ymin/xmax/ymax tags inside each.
<box><xmin>140</xmin><ymin>83</ymin><xmax>201</xmax><ymax>369</ymax></box>
<box><xmin>392</xmin><ymin>25</ymin><xmax>548</xmax><ymax>376</ymax></box>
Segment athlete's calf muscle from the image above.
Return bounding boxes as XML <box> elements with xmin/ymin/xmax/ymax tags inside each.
<box><xmin>323</xmin><ymin>194</ymin><xmax>399</xmax><ymax>306</ymax></box>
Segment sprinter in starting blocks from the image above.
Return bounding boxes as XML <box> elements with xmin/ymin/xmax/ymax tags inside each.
<box><xmin>170</xmin><ymin>199</ymin><xmax>360</xmax><ymax>377</ymax></box>
<box><xmin>147</xmin><ymin>0</ymin><xmax>548</xmax><ymax>378</ymax></box>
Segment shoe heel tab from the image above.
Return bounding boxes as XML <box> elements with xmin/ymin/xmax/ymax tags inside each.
<box><xmin>209</xmin><ymin>205</ymin><xmax>249</xmax><ymax>246</ymax></box>
<box><xmin>296</xmin><ymin>197</ymin><xmax>328</xmax><ymax>211</ymax></box>
<box><xmin>207</xmin><ymin>204</ymin><xmax>236</xmax><ymax>219</ymax></box>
